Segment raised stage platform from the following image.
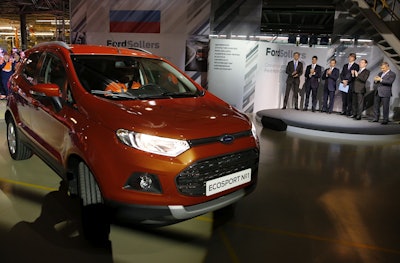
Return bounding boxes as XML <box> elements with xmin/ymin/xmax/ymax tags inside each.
<box><xmin>255</xmin><ymin>109</ymin><xmax>400</xmax><ymax>141</ymax></box>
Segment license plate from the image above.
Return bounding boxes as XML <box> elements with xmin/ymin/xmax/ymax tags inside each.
<box><xmin>206</xmin><ymin>168</ymin><xmax>251</xmax><ymax>196</ymax></box>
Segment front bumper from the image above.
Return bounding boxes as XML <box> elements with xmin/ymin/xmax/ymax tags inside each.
<box><xmin>107</xmin><ymin>184</ymin><xmax>255</xmax><ymax>225</ymax></box>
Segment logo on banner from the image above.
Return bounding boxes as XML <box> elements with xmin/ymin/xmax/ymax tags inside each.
<box><xmin>106</xmin><ymin>40</ymin><xmax>160</xmax><ymax>49</ymax></box>
<box><xmin>265</xmin><ymin>47</ymin><xmax>306</xmax><ymax>59</ymax></box>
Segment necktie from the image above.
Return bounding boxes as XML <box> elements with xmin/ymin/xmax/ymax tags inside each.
<box><xmin>294</xmin><ymin>61</ymin><xmax>297</xmax><ymax>70</ymax></box>
<box><xmin>348</xmin><ymin>63</ymin><xmax>351</xmax><ymax>70</ymax></box>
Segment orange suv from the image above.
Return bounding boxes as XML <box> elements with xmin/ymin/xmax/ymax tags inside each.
<box><xmin>5</xmin><ymin>42</ymin><xmax>259</xmax><ymax>224</ymax></box>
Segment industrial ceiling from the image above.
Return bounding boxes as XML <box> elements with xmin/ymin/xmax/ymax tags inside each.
<box><xmin>0</xmin><ymin>0</ymin><xmax>69</xmax><ymax>49</ymax></box>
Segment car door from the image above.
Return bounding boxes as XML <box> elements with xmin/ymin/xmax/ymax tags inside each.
<box><xmin>29</xmin><ymin>52</ymin><xmax>72</xmax><ymax>169</ymax></box>
<box><xmin>13</xmin><ymin>51</ymin><xmax>42</xmax><ymax>133</ymax></box>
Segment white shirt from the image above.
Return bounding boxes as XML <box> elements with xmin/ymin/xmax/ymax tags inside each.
<box><xmin>381</xmin><ymin>70</ymin><xmax>389</xmax><ymax>78</ymax></box>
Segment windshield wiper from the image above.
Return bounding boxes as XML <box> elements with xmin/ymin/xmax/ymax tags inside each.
<box><xmin>137</xmin><ymin>91</ymin><xmax>198</xmax><ymax>99</ymax></box>
<box><xmin>161</xmin><ymin>91</ymin><xmax>198</xmax><ymax>98</ymax></box>
<box><xmin>91</xmin><ymin>90</ymin><xmax>138</xmax><ymax>99</ymax></box>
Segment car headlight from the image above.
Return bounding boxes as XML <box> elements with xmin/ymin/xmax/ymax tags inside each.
<box><xmin>116</xmin><ymin>129</ymin><xmax>190</xmax><ymax>157</ymax></box>
<box><xmin>251</xmin><ymin>122</ymin><xmax>258</xmax><ymax>139</ymax></box>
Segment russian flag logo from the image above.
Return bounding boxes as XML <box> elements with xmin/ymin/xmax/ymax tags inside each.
<box><xmin>110</xmin><ymin>10</ymin><xmax>160</xmax><ymax>33</ymax></box>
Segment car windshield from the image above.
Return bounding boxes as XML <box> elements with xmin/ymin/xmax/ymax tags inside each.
<box><xmin>71</xmin><ymin>55</ymin><xmax>202</xmax><ymax>100</ymax></box>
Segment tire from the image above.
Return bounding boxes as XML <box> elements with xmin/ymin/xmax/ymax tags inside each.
<box><xmin>77</xmin><ymin>162</ymin><xmax>103</xmax><ymax>206</ymax></box>
<box><xmin>6</xmin><ymin>117</ymin><xmax>33</xmax><ymax>160</ymax></box>
<box><xmin>76</xmin><ymin>162</ymin><xmax>109</xmax><ymax>245</ymax></box>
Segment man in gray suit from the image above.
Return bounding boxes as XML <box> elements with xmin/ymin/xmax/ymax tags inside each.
<box><xmin>371</xmin><ymin>61</ymin><xmax>396</xmax><ymax>125</ymax></box>
<box><xmin>351</xmin><ymin>59</ymin><xmax>370</xmax><ymax>120</ymax></box>
<box><xmin>282</xmin><ymin>52</ymin><xmax>303</xmax><ymax>110</ymax></box>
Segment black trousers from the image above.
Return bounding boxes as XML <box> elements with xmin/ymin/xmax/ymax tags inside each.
<box><xmin>304</xmin><ymin>86</ymin><xmax>318</xmax><ymax>110</ymax></box>
<box><xmin>373</xmin><ymin>95</ymin><xmax>390</xmax><ymax>122</ymax></box>
<box><xmin>341</xmin><ymin>87</ymin><xmax>353</xmax><ymax>115</ymax></box>
<box><xmin>352</xmin><ymin>92</ymin><xmax>364</xmax><ymax>118</ymax></box>
<box><xmin>283</xmin><ymin>77</ymin><xmax>300</xmax><ymax>108</ymax></box>
<box><xmin>323</xmin><ymin>89</ymin><xmax>335</xmax><ymax>113</ymax></box>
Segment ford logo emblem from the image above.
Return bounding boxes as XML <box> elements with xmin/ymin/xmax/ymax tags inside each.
<box><xmin>220</xmin><ymin>134</ymin><xmax>235</xmax><ymax>144</ymax></box>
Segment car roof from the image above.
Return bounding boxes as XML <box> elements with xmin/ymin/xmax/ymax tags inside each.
<box><xmin>30</xmin><ymin>41</ymin><xmax>159</xmax><ymax>59</ymax></box>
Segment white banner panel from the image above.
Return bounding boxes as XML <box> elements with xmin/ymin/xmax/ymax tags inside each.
<box><xmin>208</xmin><ymin>38</ymin><xmax>332</xmax><ymax>112</ymax></box>
<box><xmin>254</xmin><ymin>43</ymin><xmax>331</xmax><ymax>112</ymax></box>
<box><xmin>208</xmin><ymin>38</ymin><xmax>258</xmax><ymax>109</ymax></box>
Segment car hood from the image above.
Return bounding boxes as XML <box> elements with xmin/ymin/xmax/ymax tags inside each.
<box><xmin>89</xmin><ymin>95</ymin><xmax>251</xmax><ymax>140</ymax></box>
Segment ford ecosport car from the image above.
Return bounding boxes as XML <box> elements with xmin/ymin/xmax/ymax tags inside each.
<box><xmin>5</xmin><ymin>41</ymin><xmax>259</xmax><ymax>224</ymax></box>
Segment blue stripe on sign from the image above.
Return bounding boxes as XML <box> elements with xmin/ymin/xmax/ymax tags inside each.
<box><xmin>110</xmin><ymin>10</ymin><xmax>160</xmax><ymax>22</ymax></box>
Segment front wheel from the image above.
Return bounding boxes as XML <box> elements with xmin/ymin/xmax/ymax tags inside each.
<box><xmin>77</xmin><ymin>162</ymin><xmax>103</xmax><ymax>206</ymax></box>
<box><xmin>75</xmin><ymin>162</ymin><xmax>109</xmax><ymax>245</ymax></box>
<box><xmin>6</xmin><ymin>117</ymin><xmax>32</xmax><ymax>160</ymax></box>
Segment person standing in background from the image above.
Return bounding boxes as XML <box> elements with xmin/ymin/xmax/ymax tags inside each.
<box><xmin>303</xmin><ymin>55</ymin><xmax>322</xmax><ymax>112</ymax></box>
<box><xmin>282</xmin><ymin>52</ymin><xmax>303</xmax><ymax>110</ymax></box>
<box><xmin>339</xmin><ymin>53</ymin><xmax>359</xmax><ymax>116</ymax></box>
<box><xmin>351</xmin><ymin>59</ymin><xmax>370</xmax><ymax>120</ymax></box>
<box><xmin>322</xmin><ymin>59</ymin><xmax>340</xmax><ymax>114</ymax></box>
<box><xmin>371</xmin><ymin>61</ymin><xmax>396</xmax><ymax>125</ymax></box>
<box><xmin>0</xmin><ymin>53</ymin><xmax>16</xmax><ymax>100</ymax></box>
<box><xmin>0</xmin><ymin>47</ymin><xmax>3</xmax><ymax>99</ymax></box>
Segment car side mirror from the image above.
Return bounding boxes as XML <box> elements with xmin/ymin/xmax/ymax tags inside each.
<box><xmin>30</xmin><ymin>83</ymin><xmax>60</xmax><ymax>97</ymax></box>
<box><xmin>30</xmin><ymin>83</ymin><xmax>63</xmax><ymax>112</ymax></box>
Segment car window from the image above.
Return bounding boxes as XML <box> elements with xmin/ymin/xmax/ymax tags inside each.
<box><xmin>39</xmin><ymin>53</ymin><xmax>67</xmax><ymax>93</ymax></box>
<box><xmin>22</xmin><ymin>51</ymin><xmax>41</xmax><ymax>85</ymax></box>
<box><xmin>72</xmin><ymin>55</ymin><xmax>202</xmax><ymax>100</ymax></box>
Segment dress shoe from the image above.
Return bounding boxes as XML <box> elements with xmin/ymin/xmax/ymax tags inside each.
<box><xmin>381</xmin><ymin>121</ymin><xmax>388</xmax><ymax>125</ymax></box>
<box><xmin>312</xmin><ymin>108</ymin><xmax>315</xmax><ymax>112</ymax></box>
<box><xmin>340</xmin><ymin>112</ymin><xmax>346</xmax><ymax>115</ymax></box>
<box><xmin>369</xmin><ymin>119</ymin><xmax>378</xmax><ymax>122</ymax></box>
<box><xmin>295</xmin><ymin>107</ymin><xmax>299</xmax><ymax>110</ymax></box>
<box><xmin>303</xmin><ymin>108</ymin><xmax>308</xmax><ymax>111</ymax></box>
<box><xmin>350</xmin><ymin>115</ymin><xmax>356</xmax><ymax>118</ymax></box>
<box><xmin>354</xmin><ymin>117</ymin><xmax>361</xmax><ymax>120</ymax></box>
<box><xmin>281</xmin><ymin>106</ymin><xmax>286</xmax><ymax>110</ymax></box>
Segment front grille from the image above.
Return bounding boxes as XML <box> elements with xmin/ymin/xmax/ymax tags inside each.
<box><xmin>176</xmin><ymin>149</ymin><xmax>259</xmax><ymax>196</ymax></box>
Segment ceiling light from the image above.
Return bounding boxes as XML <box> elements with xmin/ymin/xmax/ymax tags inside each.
<box><xmin>0</xmin><ymin>26</ymin><xmax>15</xmax><ymax>30</ymax></box>
<box><xmin>35</xmin><ymin>19</ymin><xmax>70</xmax><ymax>25</ymax></box>
<box><xmin>0</xmin><ymin>32</ymin><xmax>15</xmax><ymax>36</ymax></box>
<box><xmin>357</xmin><ymin>39</ymin><xmax>373</xmax><ymax>43</ymax></box>
<box><xmin>32</xmin><ymin>32</ymin><xmax>54</xmax><ymax>36</ymax></box>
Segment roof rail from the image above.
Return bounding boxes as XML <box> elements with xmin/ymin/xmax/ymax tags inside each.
<box><xmin>128</xmin><ymin>47</ymin><xmax>152</xmax><ymax>54</ymax></box>
<box><xmin>33</xmin><ymin>41</ymin><xmax>71</xmax><ymax>50</ymax></box>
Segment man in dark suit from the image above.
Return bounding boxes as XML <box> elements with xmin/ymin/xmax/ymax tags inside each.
<box><xmin>351</xmin><ymin>59</ymin><xmax>370</xmax><ymax>120</ymax></box>
<box><xmin>303</xmin><ymin>56</ymin><xmax>322</xmax><ymax>112</ymax></box>
<box><xmin>371</xmin><ymin>61</ymin><xmax>396</xmax><ymax>125</ymax></box>
<box><xmin>282</xmin><ymin>52</ymin><xmax>303</xmax><ymax>110</ymax></box>
<box><xmin>322</xmin><ymin>59</ymin><xmax>340</xmax><ymax>113</ymax></box>
<box><xmin>339</xmin><ymin>53</ymin><xmax>359</xmax><ymax>116</ymax></box>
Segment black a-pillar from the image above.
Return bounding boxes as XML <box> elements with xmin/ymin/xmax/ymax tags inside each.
<box><xmin>20</xmin><ymin>13</ymin><xmax>27</xmax><ymax>50</ymax></box>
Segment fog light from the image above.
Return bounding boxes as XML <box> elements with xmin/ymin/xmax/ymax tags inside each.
<box><xmin>124</xmin><ymin>173</ymin><xmax>162</xmax><ymax>194</ymax></box>
<box><xmin>139</xmin><ymin>175</ymin><xmax>152</xmax><ymax>190</ymax></box>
